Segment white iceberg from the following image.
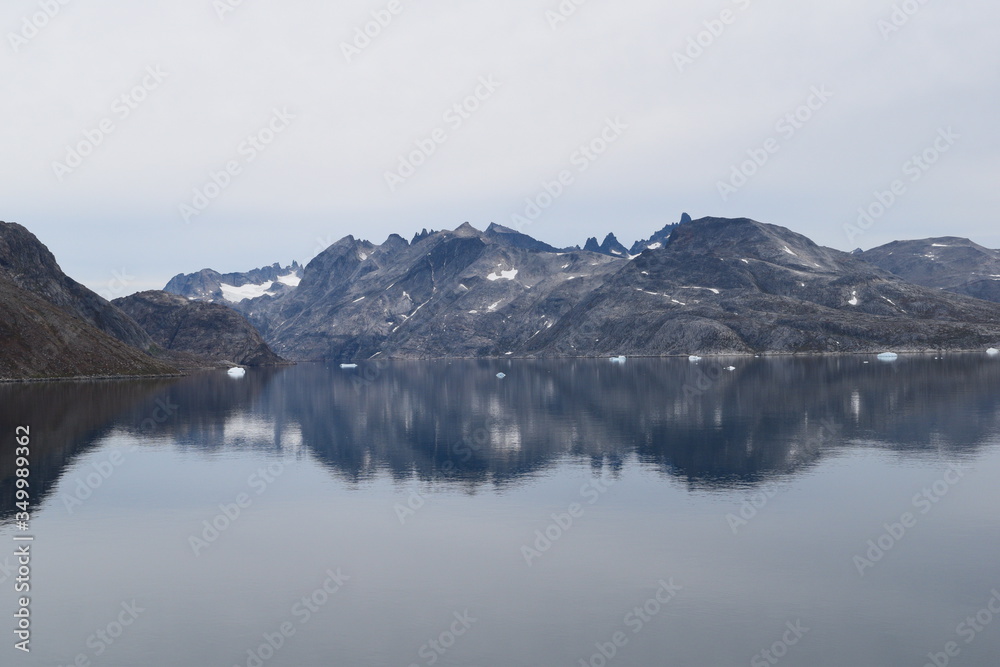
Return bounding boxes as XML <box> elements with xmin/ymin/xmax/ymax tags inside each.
<box><xmin>496</xmin><ymin>372</ymin><xmax>506</xmax><ymax>379</ymax></box>
<box><xmin>724</xmin><ymin>366</ymin><xmax>736</xmax><ymax>371</ymax></box>
<box><xmin>688</xmin><ymin>355</ymin><xmax>702</xmax><ymax>362</ymax></box>
<box><xmin>610</xmin><ymin>356</ymin><xmax>626</xmax><ymax>364</ymax></box>
<box><xmin>877</xmin><ymin>352</ymin><xmax>898</xmax><ymax>362</ymax></box>
<box><xmin>340</xmin><ymin>363</ymin><xmax>358</xmax><ymax>369</ymax></box>
<box><xmin>988</xmin><ymin>348</ymin><xmax>999</xmax><ymax>356</ymax></box>
<box><xmin>227</xmin><ymin>367</ymin><xmax>246</xmax><ymax>378</ymax></box>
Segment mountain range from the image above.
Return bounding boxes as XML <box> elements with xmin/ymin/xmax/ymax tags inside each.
<box><xmin>0</xmin><ymin>220</ymin><xmax>284</xmax><ymax>380</ymax></box>
<box><xmin>165</xmin><ymin>215</ymin><xmax>1000</xmax><ymax>362</ymax></box>
<box><xmin>3</xmin><ymin>214</ymin><xmax>999</xmax><ymax>379</ymax></box>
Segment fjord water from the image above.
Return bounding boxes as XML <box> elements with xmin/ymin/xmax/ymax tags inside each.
<box><xmin>2</xmin><ymin>356</ymin><xmax>1000</xmax><ymax>667</ymax></box>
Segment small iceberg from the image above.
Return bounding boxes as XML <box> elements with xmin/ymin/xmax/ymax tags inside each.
<box><xmin>496</xmin><ymin>372</ymin><xmax>506</xmax><ymax>379</ymax></box>
<box><xmin>724</xmin><ymin>366</ymin><xmax>736</xmax><ymax>371</ymax></box>
<box><xmin>227</xmin><ymin>367</ymin><xmax>246</xmax><ymax>378</ymax></box>
<box><xmin>340</xmin><ymin>363</ymin><xmax>358</xmax><ymax>369</ymax></box>
<box><xmin>610</xmin><ymin>356</ymin><xmax>626</xmax><ymax>364</ymax></box>
<box><xmin>877</xmin><ymin>352</ymin><xmax>898</xmax><ymax>362</ymax></box>
<box><xmin>688</xmin><ymin>355</ymin><xmax>702</xmax><ymax>362</ymax></box>
<box><xmin>988</xmin><ymin>348</ymin><xmax>999</xmax><ymax>356</ymax></box>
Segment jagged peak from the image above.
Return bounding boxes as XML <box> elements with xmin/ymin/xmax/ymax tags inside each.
<box><xmin>452</xmin><ymin>221</ymin><xmax>482</xmax><ymax>237</ymax></box>
<box><xmin>411</xmin><ymin>228</ymin><xmax>435</xmax><ymax>244</ymax></box>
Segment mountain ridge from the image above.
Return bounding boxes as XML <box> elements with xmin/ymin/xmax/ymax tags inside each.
<box><xmin>181</xmin><ymin>216</ymin><xmax>1000</xmax><ymax>361</ymax></box>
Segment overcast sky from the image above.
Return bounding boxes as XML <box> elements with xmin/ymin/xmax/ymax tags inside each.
<box><xmin>2</xmin><ymin>0</ymin><xmax>998</xmax><ymax>295</ymax></box>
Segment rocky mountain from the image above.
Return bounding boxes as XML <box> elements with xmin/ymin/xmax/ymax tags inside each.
<box><xmin>0</xmin><ymin>220</ymin><xmax>156</xmax><ymax>350</ymax></box>
<box><xmin>113</xmin><ymin>291</ymin><xmax>284</xmax><ymax>366</ymax></box>
<box><xmin>233</xmin><ymin>221</ymin><xmax>626</xmax><ymax>360</ymax></box>
<box><xmin>525</xmin><ymin>218</ymin><xmax>1000</xmax><ymax>356</ymax></box>
<box><xmin>860</xmin><ymin>237</ymin><xmax>1000</xmax><ymax>303</ymax></box>
<box><xmin>219</xmin><ymin>217</ymin><xmax>1000</xmax><ymax>361</ymax></box>
<box><xmin>164</xmin><ymin>261</ymin><xmax>303</xmax><ymax>303</ymax></box>
<box><xmin>583</xmin><ymin>233</ymin><xmax>631</xmax><ymax>258</ymax></box>
<box><xmin>627</xmin><ymin>213</ymin><xmax>689</xmax><ymax>255</ymax></box>
<box><xmin>0</xmin><ymin>220</ymin><xmax>183</xmax><ymax>380</ymax></box>
<box><xmin>0</xmin><ymin>276</ymin><xmax>180</xmax><ymax>380</ymax></box>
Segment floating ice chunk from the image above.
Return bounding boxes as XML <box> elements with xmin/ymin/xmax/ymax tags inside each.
<box><xmin>688</xmin><ymin>355</ymin><xmax>702</xmax><ymax>362</ymax></box>
<box><xmin>340</xmin><ymin>363</ymin><xmax>358</xmax><ymax>369</ymax></box>
<box><xmin>496</xmin><ymin>372</ymin><xmax>506</xmax><ymax>379</ymax></box>
<box><xmin>610</xmin><ymin>356</ymin><xmax>626</xmax><ymax>363</ymax></box>
<box><xmin>987</xmin><ymin>348</ymin><xmax>999</xmax><ymax>356</ymax></box>
<box><xmin>227</xmin><ymin>367</ymin><xmax>246</xmax><ymax>378</ymax></box>
<box><xmin>724</xmin><ymin>366</ymin><xmax>736</xmax><ymax>371</ymax></box>
<box><xmin>877</xmin><ymin>352</ymin><xmax>898</xmax><ymax>362</ymax></box>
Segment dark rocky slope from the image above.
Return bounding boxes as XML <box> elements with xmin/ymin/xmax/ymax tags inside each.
<box><xmin>228</xmin><ymin>217</ymin><xmax>1000</xmax><ymax>360</ymax></box>
<box><xmin>525</xmin><ymin>218</ymin><xmax>1000</xmax><ymax>355</ymax></box>
<box><xmin>860</xmin><ymin>237</ymin><xmax>1000</xmax><ymax>303</ymax></box>
<box><xmin>113</xmin><ymin>291</ymin><xmax>284</xmax><ymax>366</ymax></box>
<box><xmin>0</xmin><ymin>221</ymin><xmax>155</xmax><ymax>350</ymax></box>
<box><xmin>0</xmin><ymin>275</ymin><xmax>178</xmax><ymax>380</ymax></box>
<box><xmin>0</xmin><ymin>221</ymin><xmax>182</xmax><ymax>380</ymax></box>
<box><xmin>234</xmin><ymin>222</ymin><xmax>626</xmax><ymax>360</ymax></box>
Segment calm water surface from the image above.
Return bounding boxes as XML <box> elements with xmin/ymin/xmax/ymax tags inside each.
<box><xmin>2</xmin><ymin>356</ymin><xmax>999</xmax><ymax>666</ymax></box>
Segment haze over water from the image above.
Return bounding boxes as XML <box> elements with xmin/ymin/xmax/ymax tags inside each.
<box><xmin>2</xmin><ymin>355</ymin><xmax>1000</xmax><ymax>666</ymax></box>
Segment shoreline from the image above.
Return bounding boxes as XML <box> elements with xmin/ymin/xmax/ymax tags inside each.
<box><xmin>2</xmin><ymin>349</ymin><xmax>995</xmax><ymax>383</ymax></box>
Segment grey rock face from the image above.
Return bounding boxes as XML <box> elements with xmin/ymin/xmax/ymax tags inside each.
<box><xmin>860</xmin><ymin>237</ymin><xmax>1000</xmax><ymax>303</ymax></box>
<box><xmin>525</xmin><ymin>219</ymin><xmax>1000</xmax><ymax>356</ymax></box>
<box><xmin>0</xmin><ymin>220</ymin><xmax>155</xmax><ymax>351</ymax></box>
<box><xmin>0</xmin><ymin>221</ymin><xmax>179</xmax><ymax>379</ymax></box>
<box><xmin>627</xmin><ymin>213</ymin><xmax>689</xmax><ymax>254</ymax></box>
<box><xmin>236</xmin><ymin>223</ymin><xmax>626</xmax><ymax>361</ymax></box>
<box><xmin>113</xmin><ymin>291</ymin><xmax>284</xmax><ymax>366</ymax></box>
<box><xmin>164</xmin><ymin>217</ymin><xmax>1000</xmax><ymax>361</ymax></box>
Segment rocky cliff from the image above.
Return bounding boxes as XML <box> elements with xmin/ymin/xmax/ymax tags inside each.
<box><xmin>113</xmin><ymin>291</ymin><xmax>284</xmax><ymax>366</ymax></box>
